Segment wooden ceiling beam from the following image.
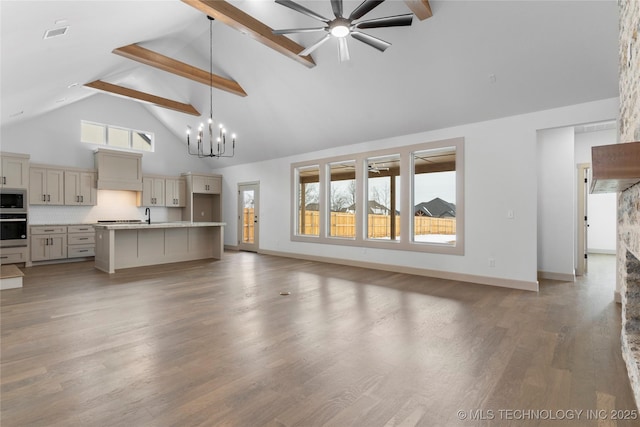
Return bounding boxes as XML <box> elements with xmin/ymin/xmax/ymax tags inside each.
<box><xmin>181</xmin><ymin>0</ymin><xmax>316</xmax><ymax>68</ymax></box>
<box><xmin>112</xmin><ymin>44</ymin><xmax>247</xmax><ymax>97</ymax></box>
<box><xmin>404</xmin><ymin>0</ymin><xmax>433</xmax><ymax>21</ymax></box>
<box><xmin>84</xmin><ymin>80</ymin><xmax>200</xmax><ymax>116</ymax></box>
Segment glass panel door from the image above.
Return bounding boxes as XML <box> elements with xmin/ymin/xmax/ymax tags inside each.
<box><xmin>238</xmin><ymin>182</ymin><xmax>259</xmax><ymax>252</ymax></box>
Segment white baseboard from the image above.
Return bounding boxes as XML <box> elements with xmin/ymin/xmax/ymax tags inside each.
<box><xmin>537</xmin><ymin>270</ymin><xmax>576</xmax><ymax>282</ymax></box>
<box><xmin>224</xmin><ymin>245</ymin><xmax>240</xmax><ymax>251</ymax></box>
<box><xmin>259</xmin><ymin>249</ymin><xmax>539</xmax><ymax>292</ymax></box>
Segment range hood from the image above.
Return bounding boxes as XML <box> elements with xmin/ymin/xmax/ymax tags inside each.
<box><xmin>591</xmin><ymin>141</ymin><xmax>640</xmax><ymax>193</ymax></box>
<box><xmin>94</xmin><ymin>148</ymin><xmax>143</xmax><ymax>191</ymax></box>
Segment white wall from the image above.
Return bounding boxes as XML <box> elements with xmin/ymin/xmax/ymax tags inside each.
<box><xmin>1</xmin><ymin>93</ymin><xmax>212</xmax><ymax>224</ymax></box>
<box><xmin>537</xmin><ymin>127</ymin><xmax>576</xmax><ymax>277</ymax></box>
<box><xmin>1</xmin><ymin>93</ymin><xmax>618</xmax><ymax>288</ymax></box>
<box><xmin>1</xmin><ymin>93</ymin><xmax>211</xmax><ymax>175</ymax></box>
<box><xmin>574</xmin><ymin>128</ymin><xmax>617</xmax><ymax>253</ymax></box>
<box><xmin>213</xmin><ymin>98</ymin><xmax>618</xmax><ymax>288</ymax></box>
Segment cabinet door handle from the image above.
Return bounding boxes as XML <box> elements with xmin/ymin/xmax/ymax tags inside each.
<box><xmin>2</xmin><ymin>177</ymin><xmax>6</xmax><ymax>185</ymax></box>
<box><xmin>47</xmin><ymin>195</ymin><xmax>50</xmax><ymax>202</ymax></box>
<box><xmin>78</xmin><ymin>250</ymin><xmax>89</xmax><ymax>253</ymax></box>
<box><xmin>44</xmin><ymin>229</ymin><xmax>54</xmax><ymax>232</ymax></box>
<box><xmin>81</xmin><ymin>196</ymin><xmax>84</xmax><ymax>202</ymax></box>
<box><xmin>42</xmin><ymin>194</ymin><xmax>46</xmax><ymax>201</ymax></box>
<box><xmin>1</xmin><ymin>256</ymin><xmax>8</xmax><ymax>259</ymax></box>
<box><xmin>78</xmin><ymin>238</ymin><xmax>89</xmax><ymax>240</ymax></box>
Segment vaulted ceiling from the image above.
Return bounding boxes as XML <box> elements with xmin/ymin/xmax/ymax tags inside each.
<box><xmin>0</xmin><ymin>1</ymin><xmax>619</xmax><ymax>166</ymax></box>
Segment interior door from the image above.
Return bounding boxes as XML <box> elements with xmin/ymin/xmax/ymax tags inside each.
<box><xmin>576</xmin><ymin>164</ymin><xmax>589</xmax><ymax>275</ymax></box>
<box><xmin>238</xmin><ymin>182</ymin><xmax>259</xmax><ymax>252</ymax></box>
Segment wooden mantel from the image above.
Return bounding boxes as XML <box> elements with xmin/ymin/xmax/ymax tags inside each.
<box><xmin>591</xmin><ymin>141</ymin><xmax>640</xmax><ymax>193</ymax></box>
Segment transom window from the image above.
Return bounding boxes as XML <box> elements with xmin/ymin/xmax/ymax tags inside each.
<box><xmin>81</xmin><ymin>120</ymin><xmax>154</xmax><ymax>152</ymax></box>
<box><xmin>292</xmin><ymin>137</ymin><xmax>464</xmax><ymax>255</ymax></box>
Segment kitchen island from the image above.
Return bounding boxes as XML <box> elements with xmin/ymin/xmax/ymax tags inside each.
<box><xmin>94</xmin><ymin>221</ymin><xmax>225</xmax><ymax>274</ymax></box>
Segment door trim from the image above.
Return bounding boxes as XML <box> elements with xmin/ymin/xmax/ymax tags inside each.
<box><xmin>238</xmin><ymin>181</ymin><xmax>259</xmax><ymax>252</ymax></box>
<box><xmin>576</xmin><ymin>163</ymin><xmax>590</xmax><ymax>276</ymax></box>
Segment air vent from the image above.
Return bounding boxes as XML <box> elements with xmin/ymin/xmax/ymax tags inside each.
<box><xmin>43</xmin><ymin>26</ymin><xmax>69</xmax><ymax>39</ymax></box>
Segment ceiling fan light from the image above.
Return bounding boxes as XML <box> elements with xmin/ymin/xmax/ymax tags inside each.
<box><xmin>330</xmin><ymin>25</ymin><xmax>349</xmax><ymax>38</ymax></box>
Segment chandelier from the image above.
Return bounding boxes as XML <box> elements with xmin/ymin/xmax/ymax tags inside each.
<box><xmin>187</xmin><ymin>16</ymin><xmax>236</xmax><ymax>158</ymax></box>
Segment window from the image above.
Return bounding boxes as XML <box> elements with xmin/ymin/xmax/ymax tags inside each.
<box><xmin>328</xmin><ymin>161</ymin><xmax>356</xmax><ymax>239</ymax></box>
<box><xmin>291</xmin><ymin>137</ymin><xmax>464</xmax><ymax>255</ymax></box>
<box><xmin>296</xmin><ymin>165</ymin><xmax>320</xmax><ymax>237</ymax></box>
<box><xmin>366</xmin><ymin>155</ymin><xmax>401</xmax><ymax>241</ymax></box>
<box><xmin>412</xmin><ymin>147</ymin><xmax>457</xmax><ymax>245</ymax></box>
<box><xmin>81</xmin><ymin>120</ymin><xmax>154</xmax><ymax>152</ymax></box>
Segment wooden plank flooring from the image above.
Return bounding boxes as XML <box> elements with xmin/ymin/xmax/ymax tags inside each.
<box><xmin>1</xmin><ymin>253</ymin><xmax>637</xmax><ymax>426</ymax></box>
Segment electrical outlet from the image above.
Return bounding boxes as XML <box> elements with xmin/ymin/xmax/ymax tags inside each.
<box><xmin>489</xmin><ymin>258</ymin><xmax>496</xmax><ymax>268</ymax></box>
<box><xmin>507</xmin><ymin>210</ymin><xmax>514</xmax><ymax>219</ymax></box>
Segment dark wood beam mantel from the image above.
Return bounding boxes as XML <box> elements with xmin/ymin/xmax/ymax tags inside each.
<box><xmin>84</xmin><ymin>80</ymin><xmax>201</xmax><ymax>116</ymax></box>
<box><xmin>112</xmin><ymin>44</ymin><xmax>247</xmax><ymax>97</ymax></box>
<box><xmin>181</xmin><ymin>0</ymin><xmax>316</xmax><ymax>68</ymax></box>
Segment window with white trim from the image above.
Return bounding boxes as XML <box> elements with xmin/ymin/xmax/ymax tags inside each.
<box><xmin>81</xmin><ymin>120</ymin><xmax>154</xmax><ymax>152</ymax></box>
<box><xmin>291</xmin><ymin>137</ymin><xmax>464</xmax><ymax>255</ymax></box>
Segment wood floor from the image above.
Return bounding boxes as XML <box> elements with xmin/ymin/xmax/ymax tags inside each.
<box><xmin>1</xmin><ymin>253</ymin><xmax>637</xmax><ymax>426</ymax></box>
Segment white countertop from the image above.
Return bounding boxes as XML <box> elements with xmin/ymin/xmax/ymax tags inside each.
<box><xmin>93</xmin><ymin>221</ymin><xmax>226</xmax><ymax>230</ymax></box>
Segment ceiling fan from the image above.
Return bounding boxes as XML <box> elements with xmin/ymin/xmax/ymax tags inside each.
<box><xmin>272</xmin><ymin>0</ymin><xmax>414</xmax><ymax>62</ymax></box>
<box><xmin>368</xmin><ymin>163</ymin><xmax>390</xmax><ymax>173</ymax></box>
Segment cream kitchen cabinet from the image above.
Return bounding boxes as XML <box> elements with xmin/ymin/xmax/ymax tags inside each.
<box><xmin>30</xmin><ymin>226</ymin><xmax>67</xmax><ymax>261</ymax></box>
<box><xmin>29</xmin><ymin>166</ymin><xmax>64</xmax><ymax>205</ymax></box>
<box><xmin>64</xmin><ymin>170</ymin><xmax>97</xmax><ymax>206</ymax></box>
<box><xmin>191</xmin><ymin>174</ymin><xmax>221</xmax><ymax>194</ymax></box>
<box><xmin>165</xmin><ymin>178</ymin><xmax>186</xmax><ymax>207</ymax></box>
<box><xmin>0</xmin><ymin>152</ymin><xmax>30</xmax><ymax>189</ymax></box>
<box><xmin>67</xmin><ymin>225</ymin><xmax>95</xmax><ymax>258</ymax></box>
<box><xmin>141</xmin><ymin>176</ymin><xmax>165</xmax><ymax>206</ymax></box>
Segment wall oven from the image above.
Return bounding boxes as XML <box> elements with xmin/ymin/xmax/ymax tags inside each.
<box><xmin>0</xmin><ymin>189</ymin><xmax>28</xmax><ymax>247</ymax></box>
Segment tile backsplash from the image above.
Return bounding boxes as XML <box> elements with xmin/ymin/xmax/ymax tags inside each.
<box><xmin>28</xmin><ymin>190</ymin><xmax>182</xmax><ymax>224</ymax></box>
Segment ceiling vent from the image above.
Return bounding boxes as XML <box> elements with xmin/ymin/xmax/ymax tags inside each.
<box><xmin>43</xmin><ymin>26</ymin><xmax>69</xmax><ymax>40</ymax></box>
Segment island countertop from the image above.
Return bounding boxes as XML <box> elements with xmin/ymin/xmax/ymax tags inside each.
<box><xmin>93</xmin><ymin>221</ymin><xmax>226</xmax><ymax>230</ymax></box>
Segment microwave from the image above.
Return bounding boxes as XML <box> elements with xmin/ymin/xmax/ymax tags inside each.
<box><xmin>0</xmin><ymin>189</ymin><xmax>27</xmax><ymax>212</ymax></box>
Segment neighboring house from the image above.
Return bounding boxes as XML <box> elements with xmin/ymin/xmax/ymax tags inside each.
<box><xmin>414</xmin><ymin>198</ymin><xmax>456</xmax><ymax>218</ymax></box>
<box><xmin>305</xmin><ymin>202</ymin><xmax>319</xmax><ymax>211</ymax></box>
<box><xmin>347</xmin><ymin>200</ymin><xmax>397</xmax><ymax>215</ymax></box>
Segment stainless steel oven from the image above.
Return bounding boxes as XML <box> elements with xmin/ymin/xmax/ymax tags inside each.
<box><xmin>0</xmin><ymin>213</ymin><xmax>28</xmax><ymax>247</ymax></box>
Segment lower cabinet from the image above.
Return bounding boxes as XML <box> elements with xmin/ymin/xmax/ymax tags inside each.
<box><xmin>30</xmin><ymin>224</ymin><xmax>95</xmax><ymax>263</ymax></box>
<box><xmin>67</xmin><ymin>225</ymin><xmax>95</xmax><ymax>258</ymax></box>
<box><xmin>31</xmin><ymin>226</ymin><xmax>67</xmax><ymax>261</ymax></box>
<box><xmin>0</xmin><ymin>247</ymin><xmax>28</xmax><ymax>265</ymax></box>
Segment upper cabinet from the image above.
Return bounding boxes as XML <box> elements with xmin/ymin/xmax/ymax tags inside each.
<box><xmin>0</xmin><ymin>152</ymin><xmax>30</xmax><ymax>189</ymax></box>
<box><xmin>141</xmin><ymin>176</ymin><xmax>165</xmax><ymax>206</ymax></box>
<box><xmin>64</xmin><ymin>170</ymin><xmax>97</xmax><ymax>206</ymax></box>
<box><xmin>94</xmin><ymin>148</ymin><xmax>143</xmax><ymax>191</ymax></box>
<box><xmin>191</xmin><ymin>174</ymin><xmax>221</xmax><ymax>194</ymax></box>
<box><xmin>29</xmin><ymin>166</ymin><xmax>65</xmax><ymax>205</ymax></box>
<box><xmin>165</xmin><ymin>178</ymin><xmax>186</xmax><ymax>207</ymax></box>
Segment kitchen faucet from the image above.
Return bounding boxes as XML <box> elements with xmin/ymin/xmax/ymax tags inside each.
<box><xmin>145</xmin><ymin>207</ymin><xmax>150</xmax><ymax>224</ymax></box>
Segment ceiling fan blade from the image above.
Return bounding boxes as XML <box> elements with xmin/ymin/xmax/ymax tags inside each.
<box><xmin>350</xmin><ymin>31</ymin><xmax>391</xmax><ymax>52</ymax></box>
<box><xmin>331</xmin><ymin>0</ymin><xmax>343</xmax><ymax>17</ymax></box>
<box><xmin>299</xmin><ymin>34</ymin><xmax>332</xmax><ymax>56</ymax></box>
<box><xmin>355</xmin><ymin>14</ymin><xmax>413</xmax><ymax>29</ymax></box>
<box><xmin>338</xmin><ymin>37</ymin><xmax>350</xmax><ymax>62</ymax></box>
<box><xmin>348</xmin><ymin>0</ymin><xmax>385</xmax><ymax>21</ymax></box>
<box><xmin>272</xmin><ymin>27</ymin><xmax>326</xmax><ymax>35</ymax></box>
<box><xmin>275</xmin><ymin>0</ymin><xmax>330</xmax><ymax>23</ymax></box>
